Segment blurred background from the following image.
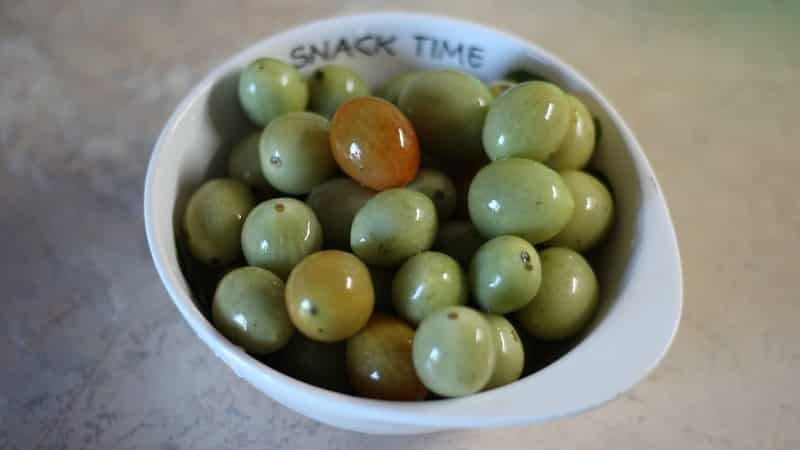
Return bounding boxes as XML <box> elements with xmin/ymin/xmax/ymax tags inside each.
<box><xmin>2</xmin><ymin>1</ymin><xmax>798</xmax><ymax>449</ymax></box>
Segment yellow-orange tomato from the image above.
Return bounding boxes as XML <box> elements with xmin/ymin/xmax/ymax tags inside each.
<box><xmin>330</xmin><ymin>96</ymin><xmax>420</xmax><ymax>190</ymax></box>
<box><xmin>285</xmin><ymin>250</ymin><xmax>374</xmax><ymax>342</ymax></box>
<box><xmin>345</xmin><ymin>313</ymin><xmax>428</xmax><ymax>401</ymax></box>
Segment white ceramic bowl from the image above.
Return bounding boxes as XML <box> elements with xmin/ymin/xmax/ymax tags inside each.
<box><xmin>144</xmin><ymin>12</ymin><xmax>682</xmax><ymax>434</ymax></box>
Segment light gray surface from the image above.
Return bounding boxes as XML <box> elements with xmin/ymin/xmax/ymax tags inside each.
<box><xmin>2</xmin><ymin>1</ymin><xmax>799</xmax><ymax>449</ymax></box>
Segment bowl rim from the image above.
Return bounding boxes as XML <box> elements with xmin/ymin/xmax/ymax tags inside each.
<box><xmin>144</xmin><ymin>11</ymin><xmax>683</xmax><ymax>427</ymax></box>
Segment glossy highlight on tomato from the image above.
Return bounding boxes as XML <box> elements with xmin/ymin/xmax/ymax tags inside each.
<box><xmin>329</xmin><ymin>96</ymin><xmax>420</xmax><ymax>190</ymax></box>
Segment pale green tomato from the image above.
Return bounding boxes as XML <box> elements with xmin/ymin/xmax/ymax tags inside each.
<box><xmin>544</xmin><ymin>96</ymin><xmax>596</xmax><ymax>170</ymax></box>
<box><xmin>350</xmin><ymin>189</ymin><xmax>438</xmax><ymax>267</ymax></box>
<box><xmin>399</xmin><ymin>70</ymin><xmax>492</xmax><ymax>161</ymax></box>
<box><xmin>515</xmin><ymin>247</ymin><xmax>599</xmax><ymax>340</ymax></box>
<box><xmin>260</xmin><ymin>111</ymin><xmax>337</xmax><ymax>195</ymax></box>
<box><xmin>238</xmin><ymin>58</ymin><xmax>308</xmax><ymax>126</ymax></box>
<box><xmin>240</xmin><ymin>198</ymin><xmax>323</xmax><ymax>278</ymax></box>
<box><xmin>412</xmin><ymin>306</ymin><xmax>495</xmax><ymax>397</ymax></box>
<box><xmin>183</xmin><ymin>178</ymin><xmax>255</xmax><ymax>267</ymax></box>
<box><xmin>483</xmin><ymin>314</ymin><xmax>525</xmax><ymax>389</ymax></box>
<box><xmin>483</xmin><ymin>81</ymin><xmax>571</xmax><ymax>161</ymax></box>
<box><xmin>392</xmin><ymin>251</ymin><xmax>468</xmax><ymax>325</ymax></box>
<box><xmin>546</xmin><ymin>170</ymin><xmax>614</xmax><ymax>251</ymax></box>
<box><xmin>212</xmin><ymin>266</ymin><xmax>293</xmax><ymax>354</ymax></box>
<box><xmin>468</xmin><ymin>158</ymin><xmax>574</xmax><ymax>244</ymax></box>
<box><xmin>470</xmin><ymin>236</ymin><xmax>542</xmax><ymax>314</ymax></box>
<box><xmin>308</xmin><ymin>65</ymin><xmax>370</xmax><ymax>118</ymax></box>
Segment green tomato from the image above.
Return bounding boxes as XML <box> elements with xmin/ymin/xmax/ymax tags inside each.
<box><xmin>399</xmin><ymin>70</ymin><xmax>492</xmax><ymax>161</ymax></box>
<box><xmin>308</xmin><ymin>65</ymin><xmax>371</xmax><ymax>118</ymax></box>
<box><xmin>515</xmin><ymin>247</ymin><xmax>599</xmax><ymax>340</ymax></box>
<box><xmin>468</xmin><ymin>158</ymin><xmax>574</xmax><ymax>244</ymax></box>
<box><xmin>306</xmin><ymin>177</ymin><xmax>375</xmax><ymax>250</ymax></box>
<box><xmin>276</xmin><ymin>334</ymin><xmax>351</xmax><ymax>393</ymax></box>
<box><xmin>547</xmin><ymin>171</ymin><xmax>614</xmax><ymax>251</ymax></box>
<box><xmin>378</xmin><ymin>71</ymin><xmax>420</xmax><ymax>104</ymax></box>
<box><xmin>350</xmin><ymin>188</ymin><xmax>438</xmax><ymax>267</ymax></box>
<box><xmin>434</xmin><ymin>220</ymin><xmax>487</xmax><ymax>267</ymax></box>
<box><xmin>212</xmin><ymin>266</ymin><xmax>293</xmax><ymax>354</ymax></box>
<box><xmin>470</xmin><ymin>236</ymin><xmax>542</xmax><ymax>314</ymax></box>
<box><xmin>544</xmin><ymin>96</ymin><xmax>596</xmax><ymax>170</ymax></box>
<box><xmin>488</xmin><ymin>80</ymin><xmax>515</xmax><ymax>98</ymax></box>
<box><xmin>483</xmin><ymin>81</ymin><xmax>571</xmax><ymax>161</ymax></box>
<box><xmin>412</xmin><ymin>306</ymin><xmax>496</xmax><ymax>397</ymax></box>
<box><xmin>240</xmin><ymin>198</ymin><xmax>323</xmax><ymax>278</ymax></box>
<box><xmin>483</xmin><ymin>314</ymin><xmax>525</xmax><ymax>389</ymax></box>
<box><xmin>407</xmin><ymin>168</ymin><xmax>458</xmax><ymax>221</ymax></box>
<box><xmin>259</xmin><ymin>111</ymin><xmax>337</xmax><ymax>195</ymax></box>
<box><xmin>183</xmin><ymin>178</ymin><xmax>255</xmax><ymax>267</ymax></box>
<box><xmin>238</xmin><ymin>58</ymin><xmax>308</xmax><ymax>126</ymax></box>
<box><xmin>392</xmin><ymin>251</ymin><xmax>468</xmax><ymax>326</ymax></box>
<box><xmin>227</xmin><ymin>132</ymin><xmax>274</xmax><ymax>195</ymax></box>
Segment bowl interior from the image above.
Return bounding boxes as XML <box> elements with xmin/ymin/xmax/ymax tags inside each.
<box><xmin>145</xmin><ymin>13</ymin><xmax>681</xmax><ymax>428</ymax></box>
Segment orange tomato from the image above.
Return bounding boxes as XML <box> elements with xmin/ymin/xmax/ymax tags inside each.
<box><xmin>330</xmin><ymin>97</ymin><xmax>420</xmax><ymax>190</ymax></box>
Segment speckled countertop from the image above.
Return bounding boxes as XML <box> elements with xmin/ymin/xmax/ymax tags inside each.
<box><xmin>2</xmin><ymin>1</ymin><xmax>799</xmax><ymax>449</ymax></box>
